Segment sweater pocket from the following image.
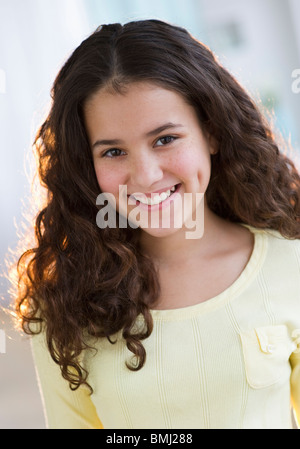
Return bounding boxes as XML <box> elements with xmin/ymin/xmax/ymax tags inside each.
<box><xmin>240</xmin><ymin>325</ymin><xmax>296</xmax><ymax>389</ymax></box>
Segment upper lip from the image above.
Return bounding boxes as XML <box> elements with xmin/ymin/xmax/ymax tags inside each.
<box><xmin>128</xmin><ymin>184</ymin><xmax>178</xmax><ymax>198</ymax></box>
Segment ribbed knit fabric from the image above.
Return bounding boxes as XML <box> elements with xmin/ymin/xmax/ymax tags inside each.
<box><xmin>31</xmin><ymin>226</ymin><xmax>300</xmax><ymax>429</ymax></box>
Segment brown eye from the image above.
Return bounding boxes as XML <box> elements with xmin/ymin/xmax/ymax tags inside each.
<box><xmin>156</xmin><ymin>136</ymin><xmax>177</xmax><ymax>146</ymax></box>
<box><xmin>102</xmin><ymin>148</ymin><xmax>124</xmax><ymax>158</ymax></box>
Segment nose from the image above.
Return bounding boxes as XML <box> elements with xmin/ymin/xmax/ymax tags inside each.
<box><xmin>129</xmin><ymin>151</ymin><xmax>164</xmax><ymax>191</ymax></box>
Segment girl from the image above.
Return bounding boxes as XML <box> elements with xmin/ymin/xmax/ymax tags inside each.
<box><xmin>13</xmin><ymin>19</ymin><xmax>300</xmax><ymax>429</ymax></box>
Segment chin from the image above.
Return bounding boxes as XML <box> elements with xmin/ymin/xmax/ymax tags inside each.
<box><xmin>139</xmin><ymin>224</ymin><xmax>184</xmax><ymax>239</ymax></box>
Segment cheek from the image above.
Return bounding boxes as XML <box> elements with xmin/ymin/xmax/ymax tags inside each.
<box><xmin>93</xmin><ymin>164</ymin><xmax>122</xmax><ymax>194</ymax></box>
<box><xmin>173</xmin><ymin>146</ymin><xmax>211</xmax><ymax>180</ymax></box>
<box><xmin>170</xmin><ymin>150</ymin><xmax>194</xmax><ymax>178</ymax></box>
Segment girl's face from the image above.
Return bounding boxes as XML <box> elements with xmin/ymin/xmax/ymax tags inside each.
<box><xmin>84</xmin><ymin>81</ymin><xmax>215</xmax><ymax>238</ymax></box>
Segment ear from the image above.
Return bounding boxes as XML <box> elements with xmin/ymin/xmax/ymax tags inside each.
<box><xmin>208</xmin><ymin>135</ymin><xmax>219</xmax><ymax>155</ymax></box>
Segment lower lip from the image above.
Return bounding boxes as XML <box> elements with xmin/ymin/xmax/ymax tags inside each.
<box><xmin>129</xmin><ymin>184</ymin><xmax>182</xmax><ymax>211</ymax></box>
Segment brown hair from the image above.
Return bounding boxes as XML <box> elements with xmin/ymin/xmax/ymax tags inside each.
<box><xmin>11</xmin><ymin>19</ymin><xmax>300</xmax><ymax>391</ymax></box>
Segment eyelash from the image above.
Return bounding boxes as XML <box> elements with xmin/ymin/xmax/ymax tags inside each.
<box><xmin>101</xmin><ymin>135</ymin><xmax>178</xmax><ymax>158</ymax></box>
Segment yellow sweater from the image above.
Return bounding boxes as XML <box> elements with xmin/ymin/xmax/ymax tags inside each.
<box><xmin>31</xmin><ymin>226</ymin><xmax>300</xmax><ymax>429</ymax></box>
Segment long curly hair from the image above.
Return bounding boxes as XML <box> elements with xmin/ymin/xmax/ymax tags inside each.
<box><xmin>12</xmin><ymin>19</ymin><xmax>300</xmax><ymax>391</ymax></box>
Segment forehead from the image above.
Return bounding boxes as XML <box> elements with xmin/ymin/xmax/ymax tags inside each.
<box><xmin>83</xmin><ymin>82</ymin><xmax>197</xmax><ymax>138</ymax></box>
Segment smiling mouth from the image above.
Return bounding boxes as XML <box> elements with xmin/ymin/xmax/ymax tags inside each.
<box><xmin>128</xmin><ymin>183</ymin><xmax>181</xmax><ymax>206</ymax></box>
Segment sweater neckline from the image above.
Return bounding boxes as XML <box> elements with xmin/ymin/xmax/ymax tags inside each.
<box><xmin>147</xmin><ymin>225</ymin><xmax>267</xmax><ymax>321</ymax></box>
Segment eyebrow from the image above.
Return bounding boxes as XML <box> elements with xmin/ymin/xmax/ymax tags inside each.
<box><xmin>91</xmin><ymin>122</ymin><xmax>184</xmax><ymax>151</ymax></box>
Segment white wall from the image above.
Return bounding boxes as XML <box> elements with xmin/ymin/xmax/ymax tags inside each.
<box><xmin>200</xmin><ymin>0</ymin><xmax>300</xmax><ymax>150</ymax></box>
<box><xmin>289</xmin><ymin>0</ymin><xmax>300</xmax><ymax>61</ymax></box>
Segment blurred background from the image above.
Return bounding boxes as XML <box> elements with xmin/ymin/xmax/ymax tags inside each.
<box><xmin>0</xmin><ymin>0</ymin><xmax>299</xmax><ymax>429</ymax></box>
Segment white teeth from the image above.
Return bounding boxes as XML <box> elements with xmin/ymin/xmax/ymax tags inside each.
<box><xmin>160</xmin><ymin>192</ymin><xmax>168</xmax><ymax>201</ymax></box>
<box><xmin>152</xmin><ymin>195</ymin><xmax>162</xmax><ymax>204</ymax></box>
<box><xmin>132</xmin><ymin>185</ymin><xmax>177</xmax><ymax>206</ymax></box>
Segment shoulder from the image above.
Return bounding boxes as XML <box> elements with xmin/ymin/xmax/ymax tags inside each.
<box><xmin>246</xmin><ymin>224</ymin><xmax>300</xmax><ymax>247</ymax></box>
<box><xmin>259</xmin><ymin>227</ymin><xmax>300</xmax><ymax>252</ymax></box>
<box><xmin>247</xmin><ymin>225</ymin><xmax>300</xmax><ymax>271</ymax></box>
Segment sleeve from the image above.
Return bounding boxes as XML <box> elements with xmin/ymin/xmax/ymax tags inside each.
<box><xmin>290</xmin><ymin>345</ymin><xmax>300</xmax><ymax>428</ymax></box>
<box><xmin>31</xmin><ymin>331</ymin><xmax>103</xmax><ymax>429</ymax></box>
